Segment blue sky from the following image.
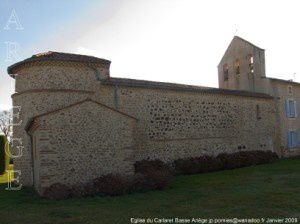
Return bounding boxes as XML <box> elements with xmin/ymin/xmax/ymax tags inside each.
<box><xmin>0</xmin><ymin>0</ymin><xmax>108</xmax><ymax>67</ymax></box>
<box><xmin>0</xmin><ymin>0</ymin><xmax>105</xmax><ymax>109</ymax></box>
<box><xmin>1</xmin><ymin>0</ymin><xmax>300</xmax><ymax>110</ymax></box>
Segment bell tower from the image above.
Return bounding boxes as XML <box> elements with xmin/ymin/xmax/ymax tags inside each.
<box><xmin>218</xmin><ymin>36</ymin><xmax>269</xmax><ymax>94</ymax></box>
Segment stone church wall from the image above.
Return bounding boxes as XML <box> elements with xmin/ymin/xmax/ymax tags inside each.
<box><xmin>11</xmin><ymin>63</ymin><xmax>99</xmax><ymax>186</ymax></box>
<box><xmin>29</xmin><ymin>100</ymin><xmax>136</xmax><ymax>193</ymax></box>
<box><xmin>10</xmin><ymin>59</ymin><xmax>278</xmax><ymax>189</ymax></box>
<box><xmin>95</xmin><ymin>84</ymin><xmax>278</xmax><ymax>162</ymax></box>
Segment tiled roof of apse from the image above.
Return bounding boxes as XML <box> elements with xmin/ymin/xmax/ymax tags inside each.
<box><xmin>8</xmin><ymin>51</ymin><xmax>111</xmax><ymax>74</ymax></box>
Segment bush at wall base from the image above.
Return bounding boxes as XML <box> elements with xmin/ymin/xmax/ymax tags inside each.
<box><xmin>43</xmin><ymin>183</ymin><xmax>71</xmax><ymax>200</ymax></box>
<box><xmin>93</xmin><ymin>174</ymin><xmax>130</xmax><ymax>196</ymax></box>
<box><xmin>174</xmin><ymin>150</ymin><xmax>278</xmax><ymax>175</ymax></box>
<box><xmin>42</xmin><ymin>150</ymin><xmax>278</xmax><ymax>200</ymax></box>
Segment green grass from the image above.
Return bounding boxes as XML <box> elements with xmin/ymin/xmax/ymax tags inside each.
<box><xmin>0</xmin><ymin>159</ymin><xmax>299</xmax><ymax>224</ymax></box>
<box><xmin>0</xmin><ymin>164</ymin><xmax>14</xmax><ymax>184</ymax></box>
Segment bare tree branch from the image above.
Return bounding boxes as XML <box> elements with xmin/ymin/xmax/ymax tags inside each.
<box><xmin>0</xmin><ymin>110</ymin><xmax>13</xmax><ymax>141</ymax></box>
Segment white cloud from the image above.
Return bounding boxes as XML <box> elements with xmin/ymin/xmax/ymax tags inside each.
<box><xmin>0</xmin><ymin>104</ymin><xmax>12</xmax><ymax>111</ymax></box>
<box><xmin>76</xmin><ymin>47</ymin><xmax>98</xmax><ymax>56</ymax></box>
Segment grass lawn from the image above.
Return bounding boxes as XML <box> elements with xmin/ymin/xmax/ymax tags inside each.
<box><xmin>0</xmin><ymin>164</ymin><xmax>14</xmax><ymax>184</ymax></box>
<box><xmin>0</xmin><ymin>159</ymin><xmax>299</xmax><ymax>224</ymax></box>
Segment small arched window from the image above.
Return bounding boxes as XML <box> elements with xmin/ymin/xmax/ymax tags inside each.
<box><xmin>288</xmin><ymin>85</ymin><xmax>293</xmax><ymax>95</ymax></box>
<box><xmin>223</xmin><ymin>64</ymin><xmax>229</xmax><ymax>81</ymax></box>
<box><xmin>248</xmin><ymin>54</ymin><xmax>254</xmax><ymax>73</ymax></box>
<box><xmin>256</xmin><ymin>104</ymin><xmax>261</xmax><ymax>120</ymax></box>
<box><xmin>234</xmin><ymin>59</ymin><xmax>240</xmax><ymax>75</ymax></box>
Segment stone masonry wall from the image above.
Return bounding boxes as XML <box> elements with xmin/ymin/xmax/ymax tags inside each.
<box><xmin>96</xmin><ymin>84</ymin><xmax>278</xmax><ymax>162</ymax></box>
<box><xmin>12</xmin><ymin>62</ymin><xmax>101</xmax><ymax>186</ymax></box>
<box><xmin>11</xmin><ymin>61</ymin><xmax>278</xmax><ymax>189</ymax></box>
<box><xmin>12</xmin><ymin>91</ymin><xmax>93</xmax><ymax>186</ymax></box>
<box><xmin>30</xmin><ymin>100</ymin><xmax>135</xmax><ymax>193</ymax></box>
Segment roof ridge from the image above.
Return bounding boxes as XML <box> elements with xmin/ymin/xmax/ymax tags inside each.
<box><xmin>234</xmin><ymin>36</ymin><xmax>265</xmax><ymax>50</ymax></box>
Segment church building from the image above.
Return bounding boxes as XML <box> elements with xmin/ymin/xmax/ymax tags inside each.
<box><xmin>7</xmin><ymin>36</ymin><xmax>300</xmax><ymax>194</ymax></box>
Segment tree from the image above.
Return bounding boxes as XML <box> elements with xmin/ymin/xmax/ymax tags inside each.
<box><xmin>0</xmin><ymin>135</ymin><xmax>6</xmax><ymax>174</ymax></box>
<box><xmin>0</xmin><ymin>110</ymin><xmax>14</xmax><ymax>168</ymax></box>
<box><xmin>0</xmin><ymin>110</ymin><xmax>12</xmax><ymax>142</ymax></box>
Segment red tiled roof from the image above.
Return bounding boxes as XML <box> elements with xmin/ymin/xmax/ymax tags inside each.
<box><xmin>8</xmin><ymin>51</ymin><xmax>111</xmax><ymax>74</ymax></box>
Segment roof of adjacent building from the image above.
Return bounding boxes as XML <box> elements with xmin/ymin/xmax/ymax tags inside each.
<box><xmin>7</xmin><ymin>51</ymin><xmax>111</xmax><ymax>74</ymax></box>
<box><xmin>267</xmin><ymin>77</ymin><xmax>300</xmax><ymax>86</ymax></box>
<box><xmin>102</xmin><ymin>77</ymin><xmax>274</xmax><ymax>99</ymax></box>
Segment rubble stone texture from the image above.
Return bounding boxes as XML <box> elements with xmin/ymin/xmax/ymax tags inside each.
<box><xmin>7</xmin><ymin>37</ymin><xmax>298</xmax><ymax>194</ymax></box>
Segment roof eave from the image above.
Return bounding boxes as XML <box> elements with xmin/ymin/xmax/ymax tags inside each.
<box><xmin>7</xmin><ymin>52</ymin><xmax>111</xmax><ymax>75</ymax></box>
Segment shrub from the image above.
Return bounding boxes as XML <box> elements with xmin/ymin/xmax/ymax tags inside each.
<box><xmin>142</xmin><ymin>170</ymin><xmax>173</xmax><ymax>190</ymax></box>
<box><xmin>174</xmin><ymin>155</ymin><xmax>223</xmax><ymax>175</ymax></box>
<box><xmin>253</xmin><ymin>150</ymin><xmax>278</xmax><ymax>164</ymax></box>
<box><xmin>93</xmin><ymin>174</ymin><xmax>129</xmax><ymax>196</ymax></box>
<box><xmin>130</xmin><ymin>170</ymin><xmax>173</xmax><ymax>191</ymax></box>
<box><xmin>0</xmin><ymin>136</ymin><xmax>6</xmax><ymax>175</ymax></box>
<box><xmin>45</xmin><ymin>170</ymin><xmax>173</xmax><ymax>199</ymax></box>
<box><xmin>71</xmin><ymin>182</ymin><xmax>97</xmax><ymax>198</ymax></box>
<box><xmin>43</xmin><ymin>183</ymin><xmax>71</xmax><ymax>200</ymax></box>
<box><xmin>129</xmin><ymin>173</ymin><xmax>147</xmax><ymax>192</ymax></box>
<box><xmin>134</xmin><ymin>159</ymin><xmax>173</xmax><ymax>175</ymax></box>
<box><xmin>219</xmin><ymin>150</ymin><xmax>278</xmax><ymax>169</ymax></box>
<box><xmin>174</xmin><ymin>150</ymin><xmax>278</xmax><ymax>175</ymax></box>
<box><xmin>133</xmin><ymin>159</ymin><xmax>174</xmax><ymax>191</ymax></box>
<box><xmin>43</xmin><ymin>151</ymin><xmax>279</xmax><ymax>199</ymax></box>
<box><xmin>217</xmin><ymin>152</ymin><xmax>249</xmax><ymax>170</ymax></box>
